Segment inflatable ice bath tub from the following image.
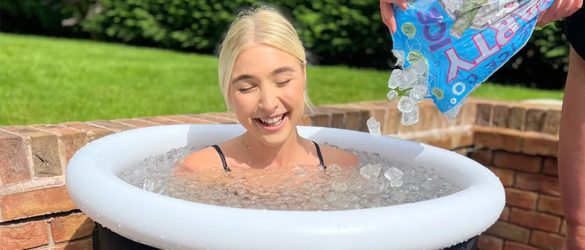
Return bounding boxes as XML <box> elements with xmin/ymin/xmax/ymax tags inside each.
<box><xmin>66</xmin><ymin>124</ymin><xmax>505</xmax><ymax>250</ymax></box>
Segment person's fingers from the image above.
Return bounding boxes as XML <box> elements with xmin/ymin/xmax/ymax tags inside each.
<box><xmin>565</xmin><ymin>0</ymin><xmax>583</xmax><ymax>17</ymax></box>
<box><xmin>380</xmin><ymin>1</ymin><xmax>397</xmax><ymax>33</ymax></box>
<box><xmin>554</xmin><ymin>0</ymin><xmax>572</xmax><ymax>20</ymax></box>
<box><xmin>388</xmin><ymin>9</ymin><xmax>397</xmax><ymax>33</ymax></box>
<box><xmin>399</xmin><ymin>1</ymin><xmax>408</xmax><ymax>10</ymax></box>
<box><xmin>380</xmin><ymin>1</ymin><xmax>389</xmax><ymax>27</ymax></box>
<box><xmin>539</xmin><ymin>0</ymin><xmax>562</xmax><ymax>25</ymax></box>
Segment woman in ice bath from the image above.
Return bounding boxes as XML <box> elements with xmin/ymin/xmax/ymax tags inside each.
<box><xmin>175</xmin><ymin>7</ymin><xmax>358</xmax><ymax>182</ymax></box>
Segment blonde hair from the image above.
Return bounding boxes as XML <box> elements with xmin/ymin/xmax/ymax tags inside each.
<box><xmin>218</xmin><ymin>6</ymin><xmax>314</xmax><ymax>112</ymax></box>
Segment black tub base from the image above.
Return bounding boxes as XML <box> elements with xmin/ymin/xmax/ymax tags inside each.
<box><xmin>94</xmin><ymin>223</ymin><xmax>478</xmax><ymax>250</ymax></box>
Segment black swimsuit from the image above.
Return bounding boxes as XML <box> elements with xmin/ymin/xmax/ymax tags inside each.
<box><xmin>211</xmin><ymin>141</ymin><xmax>326</xmax><ymax>172</ymax></box>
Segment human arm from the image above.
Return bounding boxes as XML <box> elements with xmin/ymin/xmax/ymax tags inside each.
<box><xmin>559</xmin><ymin>47</ymin><xmax>585</xmax><ymax>250</ymax></box>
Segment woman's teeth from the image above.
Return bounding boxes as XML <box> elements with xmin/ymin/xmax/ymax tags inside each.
<box><xmin>259</xmin><ymin>114</ymin><xmax>284</xmax><ymax>125</ymax></box>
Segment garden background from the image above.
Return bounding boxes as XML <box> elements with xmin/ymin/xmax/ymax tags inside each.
<box><xmin>0</xmin><ymin>0</ymin><xmax>568</xmax><ymax>125</ymax></box>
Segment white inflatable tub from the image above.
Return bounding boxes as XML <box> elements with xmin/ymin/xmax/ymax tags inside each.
<box><xmin>66</xmin><ymin>124</ymin><xmax>505</xmax><ymax>250</ymax></box>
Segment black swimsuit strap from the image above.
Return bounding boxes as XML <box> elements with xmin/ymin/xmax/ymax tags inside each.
<box><xmin>312</xmin><ymin>141</ymin><xmax>326</xmax><ymax>169</ymax></box>
<box><xmin>211</xmin><ymin>145</ymin><xmax>231</xmax><ymax>172</ymax></box>
<box><xmin>211</xmin><ymin>143</ymin><xmax>325</xmax><ymax>172</ymax></box>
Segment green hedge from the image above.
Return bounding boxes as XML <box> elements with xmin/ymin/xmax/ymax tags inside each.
<box><xmin>0</xmin><ymin>0</ymin><xmax>569</xmax><ymax>87</ymax></box>
<box><xmin>77</xmin><ymin>0</ymin><xmax>393</xmax><ymax>68</ymax></box>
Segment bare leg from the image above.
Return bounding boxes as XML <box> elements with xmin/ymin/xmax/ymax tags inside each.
<box><xmin>559</xmin><ymin>46</ymin><xmax>585</xmax><ymax>250</ymax></box>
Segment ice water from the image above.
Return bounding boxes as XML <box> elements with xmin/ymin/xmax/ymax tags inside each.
<box><xmin>120</xmin><ymin>145</ymin><xmax>461</xmax><ymax>211</ymax></box>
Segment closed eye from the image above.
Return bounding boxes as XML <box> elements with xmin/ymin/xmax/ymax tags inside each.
<box><xmin>238</xmin><ymin>86</ymin><xmax>256</xmax><ymax>93</ymax></box>
<box><xmin>276</xmin><ymin>79</ymin><xmax>291</xmax><ymax>86</ymax></box>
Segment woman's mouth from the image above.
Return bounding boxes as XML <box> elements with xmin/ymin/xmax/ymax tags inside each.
<box><xmin>254</xmin><ymin>112</ymin><xmax>288</xmax><ymax>131</ymax></box>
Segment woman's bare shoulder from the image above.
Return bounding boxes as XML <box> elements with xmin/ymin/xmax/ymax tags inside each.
<box><xmin>174</xmin><ymin>147</ymin><xmax>221</xmax><ymax>175</ymax></box>
<box><xmin>320</xmin><ymin>144</ymin><xmax>359</xmax><ymax>167</ymax></box>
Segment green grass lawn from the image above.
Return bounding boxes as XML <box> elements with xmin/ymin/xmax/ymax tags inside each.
<box><xmin>0</xmin><ymin>33</ymin><xmax>564</xmax><ymax>126</ymax></box>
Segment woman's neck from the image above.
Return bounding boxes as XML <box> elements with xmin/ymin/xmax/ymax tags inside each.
<box><xmin>240</xmin><ymin>131</ymin><xmax>307</xmax><ymax>169</ymax></box>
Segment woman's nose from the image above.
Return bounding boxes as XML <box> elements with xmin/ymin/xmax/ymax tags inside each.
<box><xmin>258</xmin><ymin>87</ymin><xmax>279</xmax><ymax>112</ymax></box>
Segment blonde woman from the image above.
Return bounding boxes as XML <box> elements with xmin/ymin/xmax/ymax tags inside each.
<box><xmin>175</xmin><ymin>7</ymin><xmax>358</xmax><ymax>182</ymax></box>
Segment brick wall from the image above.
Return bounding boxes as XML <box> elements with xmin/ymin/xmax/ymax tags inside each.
<box><xmin>0</xmin><ymin>98</ymin><xmax>563</xmax><ymax>250</ymax></box>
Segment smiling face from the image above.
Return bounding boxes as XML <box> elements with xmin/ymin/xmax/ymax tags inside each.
<box><xmin>229</xmin><ymin>44</ymin><xmax>306</xmax><ymax>147</ymax></box>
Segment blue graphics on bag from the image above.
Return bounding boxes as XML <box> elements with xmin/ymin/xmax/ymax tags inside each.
<box><xmin>388</xmin><ymin>0</ymin><xmax>553</xmax><ymax>118</ymax></box>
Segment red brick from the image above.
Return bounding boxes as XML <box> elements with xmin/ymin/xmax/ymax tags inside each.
<box><xmin>196</xmin><ymin>113</ymin><xmax>238</xmax><ymax>124</ymax></box>
<box><xmin>500</xmin><ymin>206</ymin><xmax>510</xmax><ymax>221</ymax></box>
<box><xmin>346</xmin><ymin>103</ymin><xmax>388</xmax><ymax>132</ymax></box>
<box><xmin>486</xmin><ymin>221</ymin><xmax>530</xmax><ymax>243</ymax></box>
<box><xmin>160</xmin><ymin>115</ymin><xmax>216</xmax><ymax>124</ymax></box>
<box><xmin>52</xmin><ymin>237</ymin><xmax>93</xmax><ymax>250</ymax></box>
<box><xmin>417</xmin><ymin>102</ymin><xmax>439</xmax><ymax>131</ymax></box>
<box><xmin>434</xmin><ymin>109</ymin><xmax>457</xmax><ymax>129</ymax></box>
<box><xmin>542</xmin><ymin>110</ymin><xmax>561</xmax><ymax>135</ymax></box>
<box><xmin>522</xmin><ymin>134</ymin><xmax>558</xmax><ymax>157</ymax></box>
<box><xmin>0</xmin><ymin>130</ymin><xmax>31</xmax><ymax>184</ymax></box>
<box><xmin>33</xmin><ymin>125</ymin><xmax>89</xmax><ymax>166</ymax></box>
<box><xmin>493</xmin><ymin>105</ymin><xmax>510</xmax><ymax>128</ymax></box>
<box><xmin>141</xmin><ymin>116</ymin><xmax>186</xmax><ymax>125</ymax></box>
<box><xmin>488</xmin><ymin>167</ymin><xmax>515</xmax><ymax>187</ymax></box>
<box><xmin>476</xmin><ymin>103</ymin><xmax>493</xmax><ymax>126</ymax></box>
<box><xmin>451</xmin><ymin>130</ymin><xmax>474</xmax><ymax>148</ymax></box>
<box><xmin>561</xmin><ymin>220</ymin><xmax>567</xmax><ymax>236</ymax></box>
<box><xmin>458</xmin><ymin>101</ymin><xmax>478</xmax><ymax>126</ymax></box>
<box><xmin>0</xmin><ymin>220</ymin><xmax>49</xmax><ymax>249</ymax></box>
<box><xmin>542</xmin><ymin>157</ymin><xmax>558</xmax><ymax>176</ymax></box>
<box><xmin>89</xmin><ymin>120</ymin><xmax>134</xmax><ymax>132</ymax></box>
<box><xmin>525</xmin><ymin>109</ymin><xmax>546</xmax><ymax>132</ymax></box>
<box><xmin>474</xmin><ymin>128</ymin><xmax>523</xmax><ymax>152</ymax></box>
<box><xmin>530</xmin><ymin>230</ymin><xmax>565</xmax><ymax>250</ymax></box>
<box><xmin>515</xmin><ymin>172</ymin><xmax>560</xmax><ymax>196</ymax></box>
<box><xmin>383</xmin><ymin>107</ymin><xmax>401</xmax><ymax>135</ymax></box>
<box><xmin>309</xmin><ymin>112</ymin><xmax>331</xmax><ymax>127</ymax></box>
<box><xmin>343</xmin><ymin>109</ymin><xmax>368</xmax><ymax>132</ymax></box>
<box><xmin>317</xmin><ymin>107</ymin><xmax>346</xmax><ymax>129</ymax></box>
<box><xmin>299</xmin><ymin>114</ymin><xmax>312</xmax><ymax>126</ymax></box>
<box><xmin>493</xmin><ymin>152</ymin><xmax>542</xmax><ymax>173</ymax></box>
<box><xmin>505</xmin><ymin>188</ymin><xmax>538</xmax><ymax>209</ymax></box>
<box><xmin>50</xmin><ymin>213</ymin><xmax>95</xmax><ymax>243</ymax></box>
<box><xmin>1</xmin><ymin>186</ymin><xmax>76</xmax><ymax>221</ymax></box>
<box><xmin>2</xmin><ymin>127</ymin><xmax>63</xmax><ymax>177</ymax></box>
<box><xmin>420</xmin><ymin>134</ymin><xmax>452</xmax><ymax>149</ymax></box>
<box><xmin>538</xmin><ymin>195</ymin><xmax>563</xmax><ymax>216</ymax></box>
<box><xmin>510</xmin><ymin>208</ymin><xmax>562</xmax><ymax>233</ymax></box>
<box><xmin>504</xmin><ymin>241</ymin><xmax>539</xmax><ymax>250</ymax></box>
<box><xmin>507</xmin><ymin>107</ymin><xmax>527</xmax><ymax>131</ymax></box>
<box><xmin>112</xmin><ymin>118</ymin><xmax>158</xmax><ymax>127</ymax></box>
<box><xmin>469</xmin><ymin>149</ymin><xmax>493</xmax><ymax>166</ymax></box>
<box><xmin>62</xmin><ymin>122</ymin><xmax>114</xmax><ymax>140</ymax></box>
<box><xmin>479</xmin><ymin>234</ymin><xmax>503</xmax><ymax>250</ymax></box>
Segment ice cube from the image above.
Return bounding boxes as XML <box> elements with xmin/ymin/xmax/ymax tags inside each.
<box><xmin>409</xmin><ymin>84</ymin><xmax>428</xmax><ymax>102</ymax></box>
<box><xmin>360</xmin><ymin>164</ymin><xmax>382</xmax><ymax>181</ymax></box>
<box><xmin>384</xmin><ymin>167</ymin><xmax>404</xmax><ymax>182</ymax></box>
<box><xmin>367</xmin><ymin>117</ymin><xmax>381</xmax><ymax>136</ymax></box>
<box><xmin>387</xmin><ymin>89</ymin><xmax>398</xmax><ymax>100</ymax></box>
<box><xmin>388</xmin><ymin>70</ymin><xmax>403</xmax><ymax>89</ymax></box>
<box><xmin>401</xmin><ymin>106</ymin><xmax>420</xmax><ymax>126</ymax></box>
<box><xmin>390</xmin><ymin>179</ymin><xmax>404</xmax><ymax>187</ymax></box>
<box><xmin>398</xmin><ymin>96</ymin><xmax>416</xmax><ymax>113</ymax></box>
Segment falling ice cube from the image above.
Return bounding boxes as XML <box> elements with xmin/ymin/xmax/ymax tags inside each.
<box><xmin>398</xmin><ymin>96</ymin><xmax>416</xmax><ymax>113</ymax></box>
<box><xmin>401</xmin><ymin>106</ymin><xmax>420</xmax><ymax>126</ymax></box>
<box><xmin>387</xmin><ymin>89</ymin><xmax>398</xmax><ymax>100</ymax></box>
<box><xmin>367</xmin><ymin>117</ymin><xmax>381</xmax><ymax>136</ymax></box>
